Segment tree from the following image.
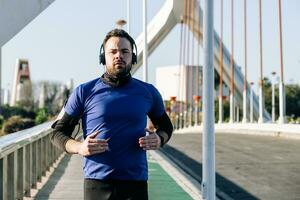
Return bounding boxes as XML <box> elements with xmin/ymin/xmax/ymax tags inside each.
<box><xmin>35</xmin><ymin>108</ymin><xmax>48</xmax><ymax>124</ymax></box>
<box><xmin>215</xmin><ymin>99</ymin><xmax>230</xmax><ymax>122</ymax></box>
<box><xmin>263</xmin><ymin>77</ymin><xmax>300</xmax><ymax>121</ymax></box>
<box><xmin>285</xmin><ymin>84</ymin><xmax>300</xmax><ymax>118</ymax></box>
<box><xmin>1</xmin><ymin>104</ymin><xmax>36</xmax><ymax>120</ymax></box>
<box><xmin>2</xmin><ymin>116</ymin><xmax>35</xmax><ymax>135</ymax></box>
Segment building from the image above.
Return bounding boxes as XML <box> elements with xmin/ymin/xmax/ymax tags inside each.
<box><xmin>10</xmin><ymin>59</ymin><xmax>33</xmax><ymax>106</ymax></box>
<box><xmin>1</xmin><ymin>88</ymin><xmax>10</xmax><ymax>105</ymax></box>
<box><xmin>156</xmin><ymin>65</ymin><xmax>230</xmax><ymax>102</ymax></box>
<box><xmin>156</xmin><ymin>65</ymin><xmax>202</xmax><ymax>102</ymax></box>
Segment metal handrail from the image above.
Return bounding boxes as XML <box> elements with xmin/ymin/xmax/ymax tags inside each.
<box><xmin>0</xmin><ymin>121</ymin><xmax>63</xmax><ymax>200</ymax></box>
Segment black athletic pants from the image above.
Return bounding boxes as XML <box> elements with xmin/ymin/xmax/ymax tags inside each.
<box><xmin>84</xmin><ymin>179</ymin><xmax>148</xmax><ymax>200</ymax></box>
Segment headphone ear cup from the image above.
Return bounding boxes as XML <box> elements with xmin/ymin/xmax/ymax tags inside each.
<box><xmin>132</xmin><ymin>53</ymin><xmax>137</xmax><ymax>65</ymax></box>
<box><xmin>100</xmin><ymin>53</ymin><xmax>106</xmax><ymax>65</ymax></box>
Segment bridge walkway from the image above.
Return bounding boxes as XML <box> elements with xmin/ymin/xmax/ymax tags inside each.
<box><xmin>30</xmin><ymin>153</ymin><xmax>197</xmax><ymax>200</ymax></box>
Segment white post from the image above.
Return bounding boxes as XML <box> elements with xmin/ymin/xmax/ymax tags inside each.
<box><xmin>184</xmin><ymin>110</ymin><xmax>188</xmax><ymax>127</ymax></box>
<box><xmin>189</xmin><ymin>106</ymin><xmax>193</xmax><ymax>127</ymax></box>
<box><xmin>143</xmin><ymin>0</ymin><xmax>148</xmax><ymax>82</ymax></box>
<box><xmin>0</xmin><ymin>47</ymin><xmax>2</xmax><ymax>106</ymax></box>
<box><xmin>202</xmin><ymin>0</ymin><xmax>215</xmax><ymax>199</ymax></box>
<box><xmin>279</xmin><ymin>81</ymin><xmax>286</xmax><ymax>123</ymax></box>
<box><xmin>195</xmin><ymin>99</ymin><xmax>200</xmax><ymax>126</ymax></box>
<box><xmin>272</xmin><ymin>75</ymin><xmax>276</xmax><ymax>123</ymax></box>
<box><xmin>127</xmin><ymin>0</ymin><xmax>131</xmax><ymax>34</ymax></box>
<box><xmin>250</xmin><ymin>83</ymin><xmax>254</xmax><ymax>123</ymax></box>
<box><xmin>242</xmin><ymin>90</ymin><xmax>247</xmax><ymax>123</ymax></box>
<box><xmin>229</xmin><ymin>94</ymin><xmax>234</xmax><ymax>123</ymax></box>
<box><xmin>278</xmin><ymin>0</ymin><xmax>286</xmax><ymax>124</ymax></box>
<box><xmin>242</xmin><ymin>0</ymin><xmax>248</xmax><ymax>123</ymax></box>
<box><xmin>218</xmin><ymin>96</ymin><xmax>223</xmax><ymax>123</ymax></box>
<box><xmin>236</xmin><ymin>105</ymin><xmax>240</xmax><ymax>122</ymax></box>
<box><xmin>179</xmin><ymin>112</ymin><xmax>183</xmax><ymax>129</ymax></box>
<box><xmin>258</xmin><ymin>84</ymin><xmax>264</xmax><ymax>123</ymax></box>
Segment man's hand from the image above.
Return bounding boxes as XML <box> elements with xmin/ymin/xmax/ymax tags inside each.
<box><xmin>138</xmin><ymin>128</ymin><xmax>161</xmax><ymax>150</ymax></box>
<box><xmin>78</xmin><ymin>131</ymin><xmax>109</xmax><ymax>156</ymax></box>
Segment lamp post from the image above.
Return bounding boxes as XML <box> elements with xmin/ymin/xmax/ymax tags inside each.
<box><xmin>278</xmin><ymin>0</ymin><xmax>286</xmax><ymax>124</ymax></box>
<box><xmin>271</xmin><ymin>72</ymin><xmax>276</xmax><ymax>123</ymax></box>
<box><xmin>202</xmin><ymin>0</ymin><xmax>216</xmax><ymax>198</ymax></box>
<box><xmin>143</xmin><ymin>0</ymin><xmax>148</xmax><ymax>82</ymax></box>
<box><xmin>127</xmin><ymin>0</ymin><xmax>131</xmax><ymax>34</ymax></box>
<box><xmin>229</xmin><ymin>0</ymin><xmax>235</xmax><ymax>123</ymax></box>
<box><xmin>218</xmin><ymin>0</ymin><xmax>224</xmax><ymax>124</ymax></box>
<box><xmin>242</xmin><ymin>0</ymin><xmax>248</xmax><ymax>123</ymax></box>
<box><xmin>258</xmin><ymin>0</ymin><xmax>264</xmax><ymax>123</ymax></box>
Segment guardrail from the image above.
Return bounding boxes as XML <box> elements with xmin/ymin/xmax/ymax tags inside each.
<box><xmin>0</xmin><ymin>121</ymin><xmax>63</xmax><ymax>200</ymax></box>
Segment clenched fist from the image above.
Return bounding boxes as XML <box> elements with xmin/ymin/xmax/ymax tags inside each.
<box><xmin>78</xmin><ymin>131</ymin><xmax>109</xmax><ymax>156</ymax></box>
<box><xmin>138</xmin><ymin>128</ymin><xmax>161</xmax><ymax>150</ymax></box>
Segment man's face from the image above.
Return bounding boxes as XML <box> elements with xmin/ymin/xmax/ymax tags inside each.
<box><xmin>104</xmin><ymin>36</ymin><xmax>133</xmax><ymax>77</ymax></box>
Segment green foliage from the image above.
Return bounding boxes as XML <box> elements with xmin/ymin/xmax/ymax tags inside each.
<box><xmin>215</xmin><ymin>99</ymin><xmax>230</xmax><ymax>122</ymax></box>
<box><xmin>2</xmin><ymin>115</ymin><xmax>35</xmax><ymax>135</ymax></box>
<box><xmin>35</xmin><ymin>108</ymin><xmax>49</xmax><ymax>125</ymax></box>
<box><xmin>0</xmin><ymin>115</ymin><xmax>4</xmax><ymax>130</ymax></box>
<box><xmin>263</xmin><ymin>77</ymin><xmax>275</xmax><ymax>118</ymax></box>
<box><xmin>263</xmin><ymin>78</ymin><xmax>300</xmax><ymax>120</ymax></box>
<box><xmin>285</xmin><ymin>84</ymin><xmax>300</xmax><ymax>119</ymax></box>
<box><xmin>1</xmin><ymin>105</ymin><xmax>36</xmax><ymax>120</ymax></box>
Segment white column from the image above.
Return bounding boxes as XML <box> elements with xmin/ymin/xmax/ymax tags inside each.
<box><xmin>236</xmin><ymin>105</ymin><xmax>240</xmax><ymax>122</ymax></box>
<box><xmin>218</xmin><ymin>96</ymin><xmax>223</xmax><ymax>123</ymax></box>
<box><xmin>272</xmin><ymin>79</ymin><xmax>276</xmax><ymax>122</ymax></box>
<box><xmin>195</xmin><ymin>100</ymin><xmax>200</xmax><ymax>125</ymax></box>
<box><xmin>0</xmin><ymin>47</ymin><xmax>2</xmax><ymax>105</ymax></box>
<box><xmin>258</xmin><ymin>85</ymin><xmax>264</xmax><ymax>123</ymax></box>
<box><xmin>202</xmin><ymin>0</ymin><xmax>216</xmax><ymax>199</ymax></box>
<box><xmin>242</xmin><ymin>90</ymin><xmax>247</xmax><ymax>123</ymax></box>
<box><xmin>189</xmin><ymin>106</ymin><xmax>193</xmax><ymax>127</ymax></box>
<box><xmin>278</xmin><ymin>81</ymin><xmax>286</xmax><ymax>123</ymax></box>
<box><xmin>250</xmin><ymin>86</ymin><xmax>253</xmax><ymax>122</ymax></box>
<box><xmin>143</xmin><ymin>0</ymin><xmax>148</xmax><ymax>82</ymax></box>
<box><xmin>229</xmin><ymin>94</ymin><xmax>234</xmax><ymax>123</ymax></box>
<box><xmin>250</xmin><ymin>85</ymin><xmax>254</xmax><ymax>123</ymax></box>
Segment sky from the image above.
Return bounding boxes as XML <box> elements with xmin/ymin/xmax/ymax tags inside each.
<box><xmin>1</xmin><ymin>0</ymin><xmax>300</xmax><ymax>94</ymax></box>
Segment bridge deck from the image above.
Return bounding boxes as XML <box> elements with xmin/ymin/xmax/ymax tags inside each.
<box><xmin>31</xmin><ymin>153</ymin><xmax>195</xmax><ymax>200</ymax></box>
<box><xmin>162</xmin><ymin>132</ymin><xmax>300</xmax><ymax>200</ymax></box>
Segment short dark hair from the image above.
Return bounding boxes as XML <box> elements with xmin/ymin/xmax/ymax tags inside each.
<box><xmin>102</xmin><ymin>29</ymin><xmax>135</xmax><ymax>51</ymax></box>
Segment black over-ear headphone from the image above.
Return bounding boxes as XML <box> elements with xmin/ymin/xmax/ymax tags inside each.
<box><xmin>99</xmin><ymin>39</ymin><xmax>137</xmax><ymax>66</ymax></box>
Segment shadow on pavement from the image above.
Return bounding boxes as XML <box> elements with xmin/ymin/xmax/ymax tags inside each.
<box><xmin>34</xmin><ymin>154</ymin><xmax>72</xmax><ymax>199</ymax></box>
<box><xmin>161</xmin><ymin>145</ymin><xmax>259</xmax><ymax>200</ymax></box>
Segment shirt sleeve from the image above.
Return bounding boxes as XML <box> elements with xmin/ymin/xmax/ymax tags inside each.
<box><xmin>148</xmin><ymin>85</ymin><xmax>165</xmax><ymax>118</ymax></box>
<box><xmin>64</xmin><ymin>85</ymin><xmax>84</xmax><ymax>117</ymax></box>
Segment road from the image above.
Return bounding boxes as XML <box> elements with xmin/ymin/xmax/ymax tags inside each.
<box><xmin>161</xmin><ymin>133</ymin><xmax>300</xmax><ymax>200</ymax></box>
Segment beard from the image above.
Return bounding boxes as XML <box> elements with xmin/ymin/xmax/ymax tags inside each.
<box><xmin>108</xmin><ymin>63</ymin><xmax>132</xmax><ymax>78</ymax></box>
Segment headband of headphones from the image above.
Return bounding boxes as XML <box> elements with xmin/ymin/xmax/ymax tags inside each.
<box><xmin>99</xmin><ymin>35</ymin><xmax>138</xmax><ymax>66</ymax></box>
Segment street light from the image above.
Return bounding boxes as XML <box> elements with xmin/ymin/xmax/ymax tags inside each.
<box><xmin>271</xmin><ymin>71</ymin><xmax>277</xmax><ymax>123</ymax></box>
<box><xmin>278</xmin><ymin>0</ymin><xmax>286</xmax><ymax>124</ymax></box>
<box><xmin>229</xmin><ymin>0</ymin><xmax>235</xmax><ymax>124</ymax></box>
<box><xmin>258</xmin><ymin>0</ymin><xmax>264</xmax><ymax>123</ymax></box>
<box><xmin>242</xmin><ymin>0</ymin><xmax>248</xmax><ymax>123</ymax></box>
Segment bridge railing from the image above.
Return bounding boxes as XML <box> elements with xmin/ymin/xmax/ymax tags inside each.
<box><xmin>0</xmin><ymin>122</ymin><xmax>63</xmax><ymax>200</ymax></box>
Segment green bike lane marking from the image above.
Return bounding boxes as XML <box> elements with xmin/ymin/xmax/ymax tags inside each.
<box><xmin>148</xmin><ymin>157</ymin><xmax>194</xmax><ymax>200</ymax></box>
